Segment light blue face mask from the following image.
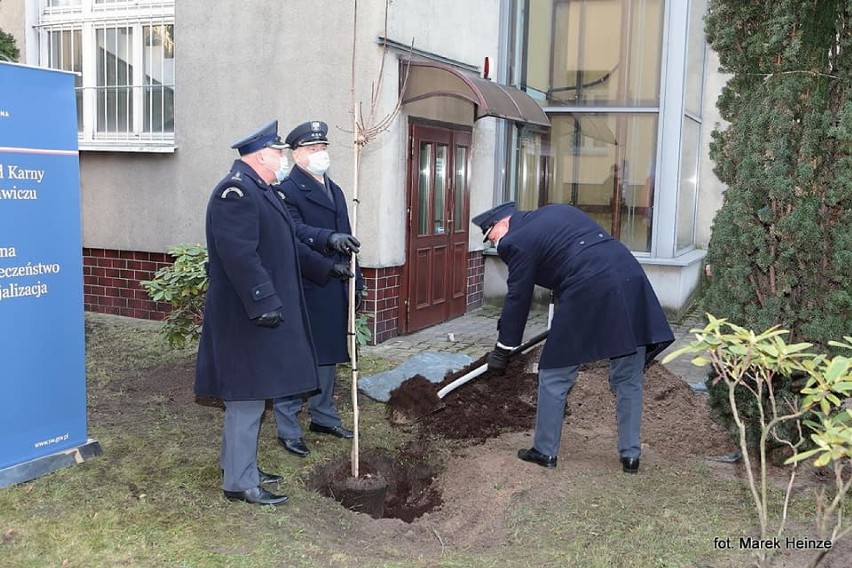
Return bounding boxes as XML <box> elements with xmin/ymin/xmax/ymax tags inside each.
<box><xmin>306</xmin><ymin>150</ymin><xmax>330</xmax><ymax>176</ymax></box>
<box><xmin>263</xmin><ymin>155</ymin><xmax>290</xmax><ymax>183</ymax></box>
<box><xmin>273</xmin><ymin>155</ymin><xmax>290</xmax><ymax>183</ymax></box>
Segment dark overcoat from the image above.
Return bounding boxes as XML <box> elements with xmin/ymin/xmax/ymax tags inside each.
<box><xmin>496</xmin><ymin>204</ymin><xmax>674</xmax><ymax>368</ymax></box>
<box><xmin>280</xmin><ymin>165</ymin><xmax>364</xmax><ymax>365</ymax></box>
<box><xmin>194</xmin><ymin>160</ymin><xmax>326</xmax><ymax>401</ymax></box>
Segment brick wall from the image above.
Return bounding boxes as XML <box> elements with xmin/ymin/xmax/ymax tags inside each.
<box><xmin>82</xmin><ymin>248</ymin><xmax>172</xmax><ymax>320</ymax></box>
<box><xmin>83</xmin><ymin>249</ymin><xmax>487</xmax><ymax>345</ymax></box>
<box><xmin>466</xmin><ymin>250</ymin><xmax>485</xmax><ymax>310</ymax></box>
<box><xmin>360</xmin><ymin>266</ymin><xmax>401</xmax><ymax>345</ymax></box>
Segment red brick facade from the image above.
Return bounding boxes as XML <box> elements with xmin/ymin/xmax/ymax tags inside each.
<box><xmin>83</xmin><ymin>248</ymin><xmax>487</xmax><ymax>345</ymax></box>
<box><xmin>82</xmin><ymin>248</ymin><xmax>172</xmax><ymax>320</ymax></box>
<box><xmin>466</xmin><ymin>251</ymin><xmax>486</xmax><ymax>310</ymax></box>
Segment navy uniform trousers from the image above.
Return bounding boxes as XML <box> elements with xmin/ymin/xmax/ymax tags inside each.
<box><xmin>220</xmin><ymin>400</ymin><xmax>267</xmax><ymax>491</ymax></box>
<box><xmin>535</xmin><ymin>345</ymin><xmax>646</xmax><ymax>459</ymax></box>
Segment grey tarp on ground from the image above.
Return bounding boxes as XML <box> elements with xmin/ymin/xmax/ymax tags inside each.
<box><xmin>358</xmin><ymin>352</ymin><xmax>474</xmax><ymax>402</ymax></box>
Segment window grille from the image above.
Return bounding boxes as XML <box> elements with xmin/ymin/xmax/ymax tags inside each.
<box><xmin>39</xmin><ymin>0</ymin><xmax>175</xmax><ymax>152</ymax></box>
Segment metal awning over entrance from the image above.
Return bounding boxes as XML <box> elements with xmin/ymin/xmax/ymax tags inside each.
<box><xmin>400</xmin><ymin>60</ymin><xmax>550</xmax><ymax>127</ymax></box>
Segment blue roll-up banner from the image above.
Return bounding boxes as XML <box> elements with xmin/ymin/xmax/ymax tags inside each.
<box><xmin>0</xmin><ymin>62</ymin><xmax>95</xmax><ymax>481</ymax></box>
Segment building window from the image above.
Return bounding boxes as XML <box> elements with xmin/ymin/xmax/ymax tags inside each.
<box><xmin>39</xmin><ymin>0</ymin><xmax>175</xmax><ymax>152</ymax></box>
<box><xmin>508</xmin><ymin>0</ymin><xmax>706</xmax><ymax>256</ymax></box>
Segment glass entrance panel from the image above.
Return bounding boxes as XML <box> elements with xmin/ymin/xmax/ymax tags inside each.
<box><xmin>522</xmin><ymin>0</ymin><xmax>664</xmax><ymax>107</ymax></box>
<box><xmin>453</xmin><ymin>146</ymin><xmax>468</xmax><ymax>233</ymax></box>
<box><xmin>516</xmin><ymin>112</ymin><xmax>658</xmax><ymax>251</ymax></box>
<box><xmin>433</xmin><ymin>144</ymin><xmax>448</xmax><ymax>234</ymax></box>
<box><xmin>417</xmin><ymin>142</ymin><xmax>432</xmax><ymax>236</ymax></box>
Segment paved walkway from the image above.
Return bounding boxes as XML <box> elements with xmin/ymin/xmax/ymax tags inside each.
<box><xmin>362</xmin><ymin>304</ymin><xmax>709</xmax><ymax>389</ymax></box>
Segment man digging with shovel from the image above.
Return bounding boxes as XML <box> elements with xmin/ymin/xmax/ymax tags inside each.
<box><xmin>472</xmin><ymin>202</ymin><xmax>674</xmax><ymax>473</ymax></box>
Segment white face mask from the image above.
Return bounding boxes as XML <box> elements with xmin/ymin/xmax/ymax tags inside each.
<box><xmin>265</xmin><ymin>153</ymin><xmax>290</xmax><ymax>184</ymax></box>
<box><xmin>306</xmin><ymin>150</ymin><xmax>331</xmax><ymax>176</ymax></box>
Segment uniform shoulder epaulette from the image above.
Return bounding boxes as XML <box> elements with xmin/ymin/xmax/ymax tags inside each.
<box><xmin>218</xmin><ymin>171</ymin><xmax>247</xmax><ymax>199</ymax></box>
<box><xmin>220</xmin><ymin>187</ymin><xmax>244</xmax><ymax>199</ymax></box>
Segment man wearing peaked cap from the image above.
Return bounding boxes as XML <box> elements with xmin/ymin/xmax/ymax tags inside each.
<box><xmin>195</xmin><ymin>120</ymin><xmax>337</xmax><ymax>506</ymax></box>
<box><xmin>272</xmin><ymin>120</ymin><xmax>364</xmax><ymax>456</ymax></box>
<box><xmin>471</xmin><ymin>202</ymin><xmax>674</xmax><ymax>474</ymax></box>
<box><xmin>284</xmin><ymin>119</ymin><xmax>330</xmax><ymax>148</ymax></box>
<box><xmin>471</xmin><ymin>201</ymin><xmax>516</xmax><ymax>243</ymax></box>
<box><xmin>231</xmin><ymin>119</ymin><xmax>289</xmax><ymax>155</ymax></box>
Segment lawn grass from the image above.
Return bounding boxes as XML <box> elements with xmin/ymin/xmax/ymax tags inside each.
<box><xmin>0</xmin><ymin>313</ymin><xmax>848</xmax><ymax>567</ymax></box>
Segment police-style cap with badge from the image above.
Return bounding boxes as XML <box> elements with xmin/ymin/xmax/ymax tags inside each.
<box><xmin>471</xmin><ymin>201</ymin><xmax>516</xmax><ymax>243</ymax></box>
<box><xmin>285</xmin><ymin>120</ymin><xmax>329</xmax><ymax>148</ymax></box>
<box><xmin>231</xmin><ymin>119</ymin><xmax>289</xmax><ymax>156</ymax></box>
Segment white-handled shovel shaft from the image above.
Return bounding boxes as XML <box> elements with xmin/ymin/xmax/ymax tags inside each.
<box><xmin>437</xmin><ymin>364</ymin><xmax>489</xmax><ymax>399</ymax></box>
<box><xmin>435</xmin><ymin>329</ymin><xmax>550</xmax><ymax>400</ymax></box>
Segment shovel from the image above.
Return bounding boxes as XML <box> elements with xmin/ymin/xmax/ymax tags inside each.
<box><xmin>437</xmin><ymin>330</ymin><xmax>550</xmax><ymax>399</ymax></box>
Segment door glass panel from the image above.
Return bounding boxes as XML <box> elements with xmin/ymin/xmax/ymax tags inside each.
<box><xmin>433</xmin><ymin>144</ymin><xmax>448</xmax><ymax>235</ymax></box>
<box><xmin>453</xmin><ymin>146</ymin><xmax>468</xmax><ymax>233</ymax></box>
<box><xmin>417</xmin><ymin>143</ymin><xmax>432</xmax><ymax>236</ymax></box>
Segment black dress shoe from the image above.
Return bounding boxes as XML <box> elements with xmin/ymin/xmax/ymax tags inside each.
<box><xmin>309</xmin><ymin>422</ymin><xmax>354</xmax><ymax>439</ymax></box>
<box><xmin>224</xmin><ymin>486</ymin><xmax>288</xmax><ymax>505</ymax></box>
<box><xmin>621</xmin><ymin>457</ymin><xmax>640</xmax><ymax>474</ymax></box>
<box><xmin>278</xmin><ymin>437</ymin><xmax>310</xmax><ymax>457</ymax></box>
<box><xmin>258</xmin><ymin>468</ymin><xmax>283</xmax><ymax>484</ymax></box>
<box><xmin>517</xmin><ymin>447</ymin><xmax>557</xmax><ymax>468</ymax></box>
<box><xmin>221</xmin><ymin>468</ymin><xmax>283</xmax><ymax>484</ymax></box>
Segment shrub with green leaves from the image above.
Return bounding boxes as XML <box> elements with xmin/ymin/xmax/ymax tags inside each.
<box><xmin>140</xmin><ymin>244</ymin><xmax>208</xmax><ymax>348</ymax></box>
<box><xmin>702</xmin><ymin>0</ymin><xmax>852</xmax><ymax>445</ymax></box>
<box><xmin>141</xmin><ymin>243</ymin><xmax>373</xmax><ymax>351</ymax></box>
<box><xmin>664</xmin><ymin>316</ymin><xmax>852</xmax><ymax>567</ymax></box>
<box><xmin>0</xmin><ymin>28</ymin><xmax>20</xmax><ymax>62</ymax></box>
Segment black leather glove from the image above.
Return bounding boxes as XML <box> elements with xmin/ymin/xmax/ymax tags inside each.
<box><xmin>485</xmin><ymin>344</ymin><xmax>512</xmax><ymax>374</ymax></box>
<box><xmin>354</xmin><ymin>289</ymin><xmax>364</xmax><ymax>311</ymax></box>
<box><xmin>255</xmin><ymin>309</ymin><xmax>282</xmax><ymax>328</ymax></box>
<box><xmin>328</xmin><ymin>232</ymin><xmax>360</xmax><ymax>255</ymax></box>
<box><xmin>329</xmin><ymin>262</ymin><xmax>354</xmax><ymax>280</ymax></box>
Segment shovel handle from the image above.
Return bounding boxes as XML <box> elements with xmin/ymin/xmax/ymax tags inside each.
<box><xmin>436</xmin><ymin>329</ymin><xmax>549</xmax><ymax>399</ymax></box>
<box><xmin>437</xmin><ymin>365</ymin><xmax>488</xmax><ymax>399</ymax></box>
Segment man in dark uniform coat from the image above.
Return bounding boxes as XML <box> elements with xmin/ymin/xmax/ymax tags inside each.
<box><xmin>473</xmin><ymin>202</ymin><xmax>674</xmax><ymax>473</ymax></box>
<box><xmin>273</xmin><ymin>120</ymin><xmax>364</xmax><ymax>458</ymax></box>
<box><xmin>195</xmin><ymin>120</ymin><xmax>330</xmax><ymax>505</ymax></box>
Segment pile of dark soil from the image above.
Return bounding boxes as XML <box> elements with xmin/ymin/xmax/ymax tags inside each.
<box><xmin>386</xmin><ymin>347</ymin><xmax>733</xmax><ymax>458</ymax></box>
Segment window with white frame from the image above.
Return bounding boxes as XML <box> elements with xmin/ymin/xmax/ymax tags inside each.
<box><xmin>38</xmin><ymin>0</ymin><xmax>175</xmax><ymax>151</ymax></box>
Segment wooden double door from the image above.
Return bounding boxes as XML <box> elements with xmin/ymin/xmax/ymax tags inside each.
<box><xmin>400</xmin><ymin>123</ymin><xmax>472</xmax><ymax>333</ymax></box>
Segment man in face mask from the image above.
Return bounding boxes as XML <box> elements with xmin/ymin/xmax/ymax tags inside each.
<box><xmin>195</xmin><ymin>120</ymin><xmax>333</xmax><ymax>505</ymax></box>
<box><xmin>272</xmin><ymin>120</ymin><xmax>364</xmax><ymax>458</ymax></box>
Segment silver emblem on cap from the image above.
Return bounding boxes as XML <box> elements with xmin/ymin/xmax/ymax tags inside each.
<box><xmin>311</xmin><ymin>121</ymin><xmax>321</xmax><ymax>132</ymax></box>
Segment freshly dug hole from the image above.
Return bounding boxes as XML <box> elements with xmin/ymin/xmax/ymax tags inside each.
<box><xmin>305</xmin><ymin>446</ymin><xmax>443</xmax><ymax>522</ymax></box>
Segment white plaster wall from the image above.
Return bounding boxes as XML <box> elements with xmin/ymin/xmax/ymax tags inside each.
<box><xmin>70</xmin><ymin>0</ymin><xmax>502</xmax><ymax>260</ymax></box>
<box><xmin>696</xmin><ymin>48</ymin><xmax>729</xmax><ymax>248</ymax></box>
<box><xmin>356</xmin><ymin>0</ymin><xmax>502</xmax><ymax>268</ymax></box>
<box><xmin>0</xmin><ymin>1</ymin><xmax>25</xmax><ymax>56</ymax></box>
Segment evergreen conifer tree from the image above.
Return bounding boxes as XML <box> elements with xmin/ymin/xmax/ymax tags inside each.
<box><xmin>703</xmin><ymin>0</ymin><xmax>852</xmax><ymax>448</ymax></box>
<box><xmin>705</xmin><ymin>0</ymin><xmax>851</xmax><ymax>350</ymax></box>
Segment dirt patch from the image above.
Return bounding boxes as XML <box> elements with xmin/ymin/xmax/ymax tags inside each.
<box><xmin>311</xmin><ymin>347</ymin><xmax>733</xmax><ymax>523</ymax></box>
<box><xmin>306</xmin><ymin>446</ymin><xmax>443</xmax><ymax>523</ymax></box>
<box><xmin>387</xmin><ymin>346</ymin><xmax>733</xmax><ymax>458</ymax></box>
